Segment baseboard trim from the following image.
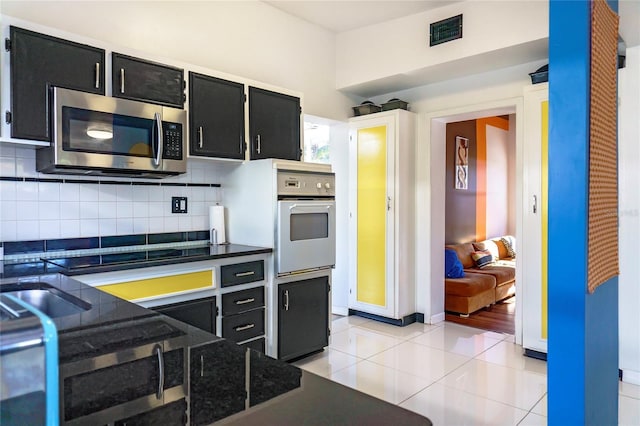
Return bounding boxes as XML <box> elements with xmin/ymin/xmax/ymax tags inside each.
<box><xmin>524</xmin><ymin>348</ymin><xmax>548</xmax><ymax>361</ymax></box>
<box><xmin>430</xmin><ymin>312</ymin><xmax>445</xmax><ymax>324</ymax></box>
<box><xmin>348</xmin><ymin>309</ymin><xmax>419</xmax><ymax>327</ymax></box>
<box><xmin>621</xmin><ymin>368</ymin><xmax>640</xmax><ymax>385</ymax></box>
<box><xmin>332</xmin><ymin>306</ymin><xmax>349</xmax><ymax>316</ymax></box>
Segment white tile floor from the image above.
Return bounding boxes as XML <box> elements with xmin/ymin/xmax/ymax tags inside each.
<box><xmin>294</xmin><ymin>316</ymin><xmax>640</xmax><ymax>425</ymax></box>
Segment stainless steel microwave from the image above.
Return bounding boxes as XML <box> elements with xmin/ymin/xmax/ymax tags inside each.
<box><xmin>36</xmin><ymin>87</ymin><xmax>187</xmax><ymax>178</ymax></box>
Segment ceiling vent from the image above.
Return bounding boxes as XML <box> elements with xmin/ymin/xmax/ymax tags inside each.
<box><xmin>430</xmin><ymin>14</ymin><xmax>463</xmax><ymax>47</ymax></box>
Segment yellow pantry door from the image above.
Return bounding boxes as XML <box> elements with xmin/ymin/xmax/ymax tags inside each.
<box><xmin>350</xmin><ymin>116</ymin><xmax>395</xmax><ymax>317</ymax></box>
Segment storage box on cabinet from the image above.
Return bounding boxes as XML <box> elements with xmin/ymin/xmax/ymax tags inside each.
<box><xmin>221</xmin><ymin>260</ymin><xmax>264</xmax><ymax>287</ymax></box>
<box><xmin>8</xmin><ymin>26</ymin><xmax>105</xmax><ymax>141</ymax></box>
<box><xmin>112</xmin><ymin>52</ymin><xmax>185</xmax><ymax>108</ymax></box>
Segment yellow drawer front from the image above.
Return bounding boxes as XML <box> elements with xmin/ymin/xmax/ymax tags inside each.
<box><xmin>99</xmin><ymin>270</ymin><xmax>213</xmax><ymax>301</ymax></box>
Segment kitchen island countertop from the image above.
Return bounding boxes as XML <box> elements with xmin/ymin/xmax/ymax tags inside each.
<box><xmin>0</xmin><ymin>268</ymin><xmax>432</xmax><ymax>425</ymax></box>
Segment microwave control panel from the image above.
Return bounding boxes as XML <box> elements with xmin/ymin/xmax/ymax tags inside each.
<box><xmin>162</xmin><ymin>122</ymin><xmax>183</xmax><ymax>160</ymax></box>
<box><xmin>277</xmin><ymin>170</ymin><xmax>335</xmax><ymax>198</ymax></box>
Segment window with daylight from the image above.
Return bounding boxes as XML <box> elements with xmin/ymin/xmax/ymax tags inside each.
<box><xmin>303</xmin><ymin>122</ymin><xmax>330</xmax><ymax>163</ymax></box>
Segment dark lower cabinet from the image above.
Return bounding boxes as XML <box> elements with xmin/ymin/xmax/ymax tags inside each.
<box><xmin>114</xmin><ymin>398</ymin><xmax>187</xmax><ymax>426</ymax></box>
<box><xmin>189</xmin><ymin>72</ymin><xmax>245</xmax><ymax>159</ymax></box>
<box><xmin>153</xmin><ymin>297</ymin><xmax>216</xmax><ymax>334</ymax></box>
<box><xmin>112</xmin><ymin>52</ymin><xmax>184</xmax><ymax>108</ymax></box>
<box><xmin>190</xmin><ymin>341</ymin><xmax>246</xmax><ymax>425</ymax></box>
<box><xmin>277</xmin><ymin>276</ymin><xmax>329</xmax><ymax>361</ymax></box>
<box><xmin>9</xmin><ymin>26</ymin><xmax>105</xmax><ymax>141</ymax></box>
<box><xmin>249</xmin><ymin>86</ymin><xmax>301</xmax><ymax>161</ymax></box>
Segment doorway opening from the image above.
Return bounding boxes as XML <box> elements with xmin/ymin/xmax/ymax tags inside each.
<box><xmin>443</xmin><ymin>114</ymin><xmax>516</xmax><ymax>335</ymax></box>
<box><xmin>417</xmin><ymin>97</ymin><xmax>525</xmax><ymax>344</ymax></box>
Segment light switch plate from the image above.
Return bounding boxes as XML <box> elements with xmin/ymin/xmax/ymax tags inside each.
<box><xmin>172</xmin><ymin>197</ymin><xmax>188</xmax><ymax>213</ymax></box>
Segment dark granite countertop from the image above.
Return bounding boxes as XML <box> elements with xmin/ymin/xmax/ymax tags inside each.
<box><xmin>0</xmin><ymin>244</ymin><xmax>272</xmax><ymax>279</ymax></box>
<box><xmin>0</xmin><ymin>271</ymin><xmax>431</xmax><ymax>425</ymax></box>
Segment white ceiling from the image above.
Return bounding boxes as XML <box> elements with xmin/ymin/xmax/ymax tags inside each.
<box><xmin>264</xmin><ymin>1</ymin><xmax>460</xmax><ymax>33</ymax></box>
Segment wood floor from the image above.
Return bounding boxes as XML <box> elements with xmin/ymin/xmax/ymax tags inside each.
<box><xmin>445</xmin><ymin>296</ymin><xmax>516</xmax><ymax>335</ymax></box>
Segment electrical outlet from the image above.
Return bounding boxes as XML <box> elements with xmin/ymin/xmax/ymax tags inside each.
<box><xmin>172</xmin><ymin>197</ymin><xmax>188</xmax><ymax>213</ymax></box>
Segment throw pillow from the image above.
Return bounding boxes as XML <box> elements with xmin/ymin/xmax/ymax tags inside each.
<box><xmin>445</xmin><ymin>249</ymin><xmax>465</xmax><ymax>278</ymax></box>
<box><xmin>500</xmin><ymin>237</ymin><xmax>516</xmax><ymax>258</ymax></box>
<box><xmin>473</xmin><ymin>240</ymin><xmax>499</xmax><ymax>261</ymax></box>
<box><xmin>471</xmin><ymin>250</ymin><xmax>494</xmax><ymax>269</ymax></box>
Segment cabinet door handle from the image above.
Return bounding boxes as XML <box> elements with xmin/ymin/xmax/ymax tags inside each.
<box><xmin>533</xmin><ymin>195</ymin><xmax>538</xmax><ymax>214</ymax></box>
<box><xmin>155</xmin><ymin>344</ymin><xmax>164</xmax><ymax>400</ymax></box>
<box><xmin>235</xmin><ymin>271</ymin><xmax>255</xmax><ymax>277</ymax></box>
<box><xmin>120</xmin><ymin>68</ymin><xmax>125</xmax><ymax>93</ymax></box>
<box><xmin>257</xmin><ymin>134</ymin><xmax>261</xmax><ymax>154</ymax></box>
<box><xmin>198</xmin><ymin>126</ymin><xmax>204</xmax><ymax>149</ymax></box>
<box><xmin>284</xmin><ymin>290</ymin><xmax>289</xmax><ymax>311</ymax></box>
<box><xmin>94</xmin><ymin>63</ymin><xmax>100</xmax><ymax>89</ymax></box>
<box><xmin>200</xmin><ymin>354</ymin><xmax>204</xmax><ymax>377</ymax></box>
<box><xmin>235</xmin><ymin>323</ymin><xmax>255</xmax><ymax>332</ymax></box>
<box><xmin>235</xmin><ymin>298</ymin><xmax>255</xmax><ymax>305</ymax></box>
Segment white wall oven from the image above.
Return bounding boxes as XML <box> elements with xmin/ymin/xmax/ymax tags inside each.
<box><xmin>276</xmin><ymin>171</ymin><xmax>336</xmax><ymax>276</ymax></box>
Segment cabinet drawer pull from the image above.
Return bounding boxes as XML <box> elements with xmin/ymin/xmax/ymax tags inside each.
<box><xmin>257</xmin><ymin>134</ymin><xmax>261</xmax><ymax>154</ymax></box>
<box><xmin>198</xmin><ymin>126</ymin><xmax>203</xmax><ymax>148</ymax></box>
<box><xmin>235</xmin><ymin>271</ymin><xmax>255</xmax><ymax>277</ymax></box>
<box><xmin>235</xmin><ymin>298</ymin><xmax>255</xmax><ymax>305</ymax></box>
<box><xmin>200</xmin><ymin>354</ymin><xmax>204</xmax><ymax>377</ymax></box>
<box><xmin>284</xmin><ymin>290</ymin><xmax>289</xmax><ymax>311</ymax></box>
<box><xmin>94</xmin><ymin>62</ymin><xmax>100</xmax><ymax>89</ymax></box>
<box><xmin>155</xmin><ymin>344</ymin><xmax>164</xmax><ymax>400</ymax></box>
<box><xmin>120</xmin><ymin>68</ymin><xmax>125</xmax><ymax>93</ymax></box>
<box><xmin>235</xmin><ymin>323</ymin><xmax>255</xmax><ymax>332</ymax></box>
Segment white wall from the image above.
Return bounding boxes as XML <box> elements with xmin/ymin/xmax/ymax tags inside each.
<box><xmin>1</xmin><ymin>1</ymin><xmax>358</xmax><ymax>121</ymax></box>
<box><xmin>618</xmin><ymin>45</ymin><xmax>640</xmax><ymax>384</ymax></box>
<box><xmin>336</xmin><ymin>1</ymin><xmax>548</xmax><ymax>94</ymax></box>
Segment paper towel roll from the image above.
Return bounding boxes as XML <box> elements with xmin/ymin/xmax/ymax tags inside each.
<box><xmin>209</xmin><ymin>205</ymin><xmax>227</xmax><ymax>244</ymax></box>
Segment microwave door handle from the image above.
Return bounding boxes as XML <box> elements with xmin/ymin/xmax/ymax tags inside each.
<box><xmin>153</xmin><ymin>112</ymin><xmax>162</xmax><ymax>167</ymax></box>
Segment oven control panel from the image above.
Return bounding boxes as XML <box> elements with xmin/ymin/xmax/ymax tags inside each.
<box><xmin>277</xmin><ymin>171</ymin><xmax>335</xmax><ymax>197</ymax></box>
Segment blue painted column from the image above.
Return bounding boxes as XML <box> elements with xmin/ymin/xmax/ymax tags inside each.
<box><xmin>548</xmin><ymin>0</ymin><xmax>619</xmax><ymax>425</ymax></box>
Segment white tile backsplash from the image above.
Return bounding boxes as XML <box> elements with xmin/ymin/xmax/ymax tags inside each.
<box><xmin>1</xmin><ymin>149</ymin><xmax>230</xmax><ymax>242</ymax></box>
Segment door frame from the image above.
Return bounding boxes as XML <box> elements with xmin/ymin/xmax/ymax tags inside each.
<box><xmin>416</xmin><ymin>96</ymin><xmax>525</xmax><ymax>344</ymax></box>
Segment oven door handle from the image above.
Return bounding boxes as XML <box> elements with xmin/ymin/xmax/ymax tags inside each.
<box><xmin>288</xmin><ymin>204</ymin><xmax>333</xmax><ymax>213</ymax></box>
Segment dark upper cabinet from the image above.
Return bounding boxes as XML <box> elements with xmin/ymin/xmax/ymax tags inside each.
<box><xmin>277</xmin><ymin>276</ymin><xmax>329</xmax><ymax>361</ymax></box>
<box><xmin>249</xmin><ymin>86</ymin><xmax>301</xmax><ymax>161</ymax></box>
<box><xmin>112</xmin><ymin>53</ymin><xmax>184</xmax><ymax>108</ymax></box>
<box><xmin>189</xmin><ymin>72</ymin><xmax>245</xmax><ymax>159</ymax></box>
<box><xmin>9</xmin><ymin>26</ymin><xmax>105</xmax><ymax>141</ymax></box>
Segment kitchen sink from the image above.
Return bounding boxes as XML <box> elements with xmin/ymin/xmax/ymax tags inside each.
<box><xmin>0</xmin><ymin>282</ymin><xmax>92</xmax><ymax>319</ymax></box>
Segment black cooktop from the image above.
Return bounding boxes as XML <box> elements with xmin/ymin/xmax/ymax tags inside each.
<box><xmin>43</xmin><ymin>246</ymin><xmax>213</xmax><ymax>271</ymax></box>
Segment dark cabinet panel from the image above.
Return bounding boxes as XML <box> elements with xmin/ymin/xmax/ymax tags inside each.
<box><xmin>9</xmin><ymin>26</ymin><xmax>105</xmax><ymax>141</ymax></box>
<box><xmin>189</xmin><ymin>72</ymin><xmax>245</xmax><ymax>159</ymax></box>
<box><xmin>249</xmin><ymin>349</ymin><xmax>302</xmax><ymax>407</ymax></box>
<box><xmin>153</xmin><ymin>297</ymin><xmax>216</xmax><ymax>334</ymax></box>
<box><xmin>220</xmin><ymin>260</ymin><xmax>264</xmax><ymax>288</ymax></box>
<box><xmin>277</xmin><ymin>276</ymin><xmax>329</xmax><ymax>361</ymax></box>
<box><xmin>112</xmin><ymin>53</ymin><xmax>184</xmax><ymax>108</ymax></box>
<box><xmin>114</xmin><ymin>398</ymin><xmax>187</xmax><ymax>426</ymax></box>
<box><xmin>190</xmin><ymin>341</ymin><xmax>246</xmax><ymax>425</ymax></box>
<box><xmin>249</xmin><ymin>86</ymin><xmax>301</xmax><ymax>161</ymax></box>
<box><xmin>238</xmin><ymin>337</ymin><xmax>265</xmax><ymax>354</ymax></box>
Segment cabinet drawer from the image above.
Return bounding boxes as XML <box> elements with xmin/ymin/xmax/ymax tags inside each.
<box><xmin>222</xmin><ymin>309</ymin><xmax>264</xmax><ymax>343</ymax></box>
<box><xmin>114</xmin><ymin>398</ymin><xmax>187</xmax><ymax>426</ymax></box>
<box><xmin>221</xmin><ymin>261</ymin><xmax>264</xmax><ymax>287</ymax></box>
<box><xmin>238</xmin><ymin>337</ymin><xmax>265</xmax><ymax>354</ymax></box>
<box><xmin>222</xmin><ymin>287</ymin><xmax>264</xmax><ymax>316</ymax></box>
